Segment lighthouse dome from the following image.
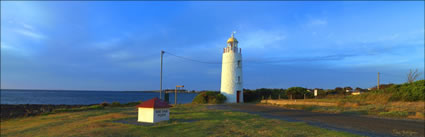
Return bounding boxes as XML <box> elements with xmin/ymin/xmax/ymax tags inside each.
<box><xmin>227</xmin><ymin>37</ymin><xmax>238</xmax><ymax>43</ymax></box>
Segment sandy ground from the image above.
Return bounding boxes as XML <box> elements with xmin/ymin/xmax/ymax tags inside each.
<box><xmin>208</xmin><ymin>104</ymin><xmax>424</xmax><ymax>137</ymax></box>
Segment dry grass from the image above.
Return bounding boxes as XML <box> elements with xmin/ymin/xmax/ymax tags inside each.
<box><xmin>262</xmin><ymin>99</ymin><xmax>425</xmax><ymax>120</ymax></box>
<box><xmin>261</xmin><ymin>99</ymin><xmax>338</xmax><ymax>107</ymax></box>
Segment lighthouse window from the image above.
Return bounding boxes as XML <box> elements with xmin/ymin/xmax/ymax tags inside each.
<box><xmin>237</xmin><ymin>60</ymin><xmax>241</xmax><ymax>67</ymax></box>
<box><xmin>238</xmin><ymin>76</ymin><xmax>240</xmax><ymax>82</ymax></box>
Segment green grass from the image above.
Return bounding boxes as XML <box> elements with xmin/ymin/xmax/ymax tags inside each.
<box><xmin>49</xmin><ymin>105</ymin><xmax>105</xmax><ymax>113</ymax></box>
<box><xmin>1</xmin><ymin>104</ymin><xmax>360</xmax><ymax>137</ymax></box>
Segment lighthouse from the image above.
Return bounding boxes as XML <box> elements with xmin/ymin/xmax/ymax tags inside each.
<box><xmin>221</xmin><ymin>32</ymin><xmax>243</xmax><ymax>103</ymax></box>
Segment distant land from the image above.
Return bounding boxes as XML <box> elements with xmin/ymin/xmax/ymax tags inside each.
<box><xmin>0</xmin><ymin>89</ymin><xmax>199</xmax><ymax>93</ymax></box>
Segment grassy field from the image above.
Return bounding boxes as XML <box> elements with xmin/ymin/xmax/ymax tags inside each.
<box><xmin>262</xmin><ymin>99</ymin><xmax>424</xmax><ymax>120</ymax></box>
<box><xmin>1</xmin><ymin>104</ymin><xmax>360</xmax><ymax>137</ymax></box>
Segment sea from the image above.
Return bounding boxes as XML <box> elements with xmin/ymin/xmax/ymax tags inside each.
<box><xmin>0</xmin><ymin>89</ymin><xmax>198</xmax><ymax>105</ymax></box>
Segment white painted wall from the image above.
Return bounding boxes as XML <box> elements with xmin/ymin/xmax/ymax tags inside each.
<box><xmin>138</xmin><ymin>108</ymin><xmax>154</xmax><ymax>123</ymax></box>
<box><xmin>221</xmin><ymin>42</ymin><xmax>243</xmax><ymax>103</ymax></box>
<box><xmin>138</xmin><ymin>108</ymin><xmax>169</xmax><ymax>123</ymax></box>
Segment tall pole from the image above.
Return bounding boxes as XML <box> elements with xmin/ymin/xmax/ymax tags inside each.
<box><xmin>377</xmin><ymin>72</ymin><xmax>380</xmax><ymax>90</ymax></box>
<box><xmin>160</xmin><ymin>50</ymin><xmax>164</xmax><ymax>99</ymax></box>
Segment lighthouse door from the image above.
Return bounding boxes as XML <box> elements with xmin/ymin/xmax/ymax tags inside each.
<box><xmin>237</xmin><ymin>91</ymin><xmax>241</xmax><ymax>103</ymax></box>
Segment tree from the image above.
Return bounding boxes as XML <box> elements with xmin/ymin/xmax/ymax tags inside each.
<box><xmin>407</xmin><ymin>69</ymin><xmax>422</xmax><ymax>83</ymax></box>
<box><xmin>334</xmin><ymin>87</ymin><xmax>344</xmax><ymax>95</ymax></box>
<box><xmin>287</xmin><ymin>87</ymin><xmax>308</xmax><ymax>99</ymax></box>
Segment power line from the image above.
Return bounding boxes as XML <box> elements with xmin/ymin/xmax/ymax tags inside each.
<box><xmin>164</xmin><ymin>51</ymin><xmax>222</xmax><ymax>64</ymax></box>
<box><xmin>163</xmin><ymin>51</ymin><xmax>357</xmax><ymax>65</ymax></box>
<box><xmin>164</xmin><ymin>51</ymin><xmax>302</xmax><ymax>65</ymax></box>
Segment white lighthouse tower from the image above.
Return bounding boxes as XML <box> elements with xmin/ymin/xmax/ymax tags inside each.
<box><xmin>221</xmin><ymin>32</ymin><xmax>243</xmax><ymax>103</ymax></box>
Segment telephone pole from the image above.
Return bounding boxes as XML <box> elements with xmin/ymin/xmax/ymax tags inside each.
<box><xmin>160</xmin><ymin>50</ymin><xmax>164</xmax><ymax>99</ymax></box>
<box><xmin>377</xmin><ymin>72</ymin><xmax>380</xmax><ymax>90</ymax></box>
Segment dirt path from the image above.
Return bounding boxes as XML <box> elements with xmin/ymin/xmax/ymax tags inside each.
<box><xmin>208</xmin><ymin>104</ymin><xmax>424</xmax><ymax>137</ymax></box>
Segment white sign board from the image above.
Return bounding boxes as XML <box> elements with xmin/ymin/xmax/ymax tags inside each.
<box><xmin>314</xmin><ymin>89</ymin><xmax>318</xmax><ymax>97</ymax></box>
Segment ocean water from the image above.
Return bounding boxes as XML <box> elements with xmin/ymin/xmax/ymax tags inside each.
<box><xmin>0</xmin><ymin>90</ymin><xmax>198</xmax><ymax>105</ymax></box>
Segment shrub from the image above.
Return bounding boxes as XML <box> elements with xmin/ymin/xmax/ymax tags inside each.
<box><xmin>192</xmin><ymin>91</ymin><xmax>226</xmax><ymax>104</ymax></box>
<box><xmin>348</xmin><ymin>80</ymin><xmax>425</xmax><ymax>103</ymax></box>
<box><xmin>287</xmin><ymin>87</ymin><xmax>308</xmax><ymax>99</ymax></box>
<box><xmin>111</xmin><ymin>102</ymin><xmax>121</xmax><ymax>107</ymax></box>
<box><xmin>243</xmin><ymin>88</ymin><xmax>286</xmax><ymax>102</ymax></box>
<box><xmin>379</xmin><ymin>80</ymin><xmax>424</xmax><ymax>101</ymax></box>
<box><xmin>100</xmin><ymin>102</ymin><xmax>109</xmax><ymax>107</ymax></box>
<box><xmin>122</xmin><ymin>101</ymin><xmax>142</xmax><ymax>107</ymax></box>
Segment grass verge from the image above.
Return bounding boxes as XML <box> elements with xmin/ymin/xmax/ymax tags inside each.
<box><xmin>264</xmin><ymin>99</ymin><xmax>424</xmax><ymax>120</ymax></box>
<box><xmin>1</xmin><ymin>104</ymin><xmax>360</xmax><ymax>137</ymax></box>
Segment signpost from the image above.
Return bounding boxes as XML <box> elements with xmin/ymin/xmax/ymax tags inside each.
<box><xmin>175</xmin><ymin>85</ymin><xmax>184</xmax><ymax>105</ymax></box>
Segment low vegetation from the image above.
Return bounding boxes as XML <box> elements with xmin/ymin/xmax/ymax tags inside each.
<box><xmin>1</xmin><ymin>104</ymin><xmax>359</xmax><ymax>137</ymax></box>
<box><xmin>261</xmin><ymin>80</ymin><xmax>425</xmax><ymax>120</ymax></box>
<box><xmin>192</xmin><ymin>91</ymin><xmax>227</xmax><ymax>104</ymax></box>
<box><xmin>0</xmin><ymin>104</ymin><xmax>87</xmax><ymax>121</ymax></box>
<box><xmin>1</xmin><ymin>101</ymin><xmax>142</xmax><ymax>121</ymax></box>
<box><xmin>374</xmin><ymin>80</ymin><xmax>424</xmax><ymax>101</ymax></box>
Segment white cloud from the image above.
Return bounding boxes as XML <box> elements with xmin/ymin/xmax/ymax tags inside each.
<box><xmin>1</xmin><ymin>42</ymin><xmax>14</xmax><ymax>50</ymax></box>
<box><xmin>1</xmin><ymin>42</ymin><xmax>30</xmax><ymax>56</ymax></box>
<box><xmin>21</xmin><ymin>23</ymin><xmax>35</xmax><ymax>31</ymax></box>
<box><xmin>15</xmin><ymin>28</ymin><xmax>46</xmax><ymax>40</ymax></box>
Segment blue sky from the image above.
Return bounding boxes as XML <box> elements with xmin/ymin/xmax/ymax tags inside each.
<box><xmin>1</xmin><ymin>1</ymin><xmax>424</xmax><ymax>91</ymax></box>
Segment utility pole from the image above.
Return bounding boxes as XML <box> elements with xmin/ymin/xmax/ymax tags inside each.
<box><xmin>377</xmin><ymin>72</ymin><xmax>380</xmax><ymax>90</ymax></box>
<box><xmin>160</xmin><ymin>50</ymin><xmax>164</xmax><ymax>99</ymax></box>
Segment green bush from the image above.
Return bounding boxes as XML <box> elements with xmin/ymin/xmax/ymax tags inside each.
<box><xmin>192</xmin><ymin>91</ymin><xmax>226</xmax><ymax>104</ymax></box>
<box><xmin>374</xmin><ymin>80</ymin><xmax>424</xmax><ymax>101</ymax></box>
<box><xmin>243</xmin><ymin>88</ymin><xmax>286</xmax><ymax>102</ymax></box>
<box><xmin>111</xmin><ymin>102</ymin><xmax>121</xmax><ymax>107</ymax></box>
<box><xmin>287</xmin><ymin>87</ymin><xmax>310</xmax><ymax>99</ymax></box>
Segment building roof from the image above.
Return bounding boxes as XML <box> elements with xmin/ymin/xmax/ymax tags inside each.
<box><xmin>227</xmin><ymin>37</ymin><xmax>238</xmax><ymax>43</ymax></box>
<box><xmin>136</xmin><ymin>97</ymin><xmax>172</xmax><ymax>108</ymax></box>
<box><xmin>227</xmin><ymin>32</ymin><xmax>238</xmax><ymax>43</ymax></box>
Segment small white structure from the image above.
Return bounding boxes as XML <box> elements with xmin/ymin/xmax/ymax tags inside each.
<box><xmin>352</xmin><ymin>91</ymin><xmax>362</xmax><ymax>95</ymax></box>
<box><xmin>137</xmin><ymin>97</ymin><xmax>171</xmax><ymax>123</ymax></box>
<box><xmin>221</xmin><ymin>32</ymin><xmax>243</xmax><ymax>103</ymax></box>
